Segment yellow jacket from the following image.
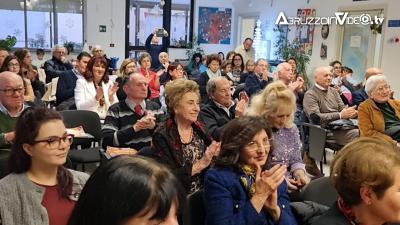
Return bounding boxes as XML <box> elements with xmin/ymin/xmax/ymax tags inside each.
<box><xmin>358</xmin><ymin>98</ymin><xmax>400</xmax><ymax>145</ymax></box>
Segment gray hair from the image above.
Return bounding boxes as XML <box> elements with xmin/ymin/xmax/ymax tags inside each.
<box><xmin>52</xmin><ymin>44</ymin><xmax>65</xmax><ymax>52</ymax></box>
<box><xmin>138</xmin><ymin>52</ymin><xmax>152</xmax><ymax>65</ymax></box>
<box><xmin>206</xmin><ymin>76</ymin><xmax>228</xmax><ymax>95</ymax></box>
<box><xmin>255</xmin><ymin>58</ymin><xmax>268</xmax><ymax>66</ymax></box>
<box><xmin>365</xmin><ymin>74</ymin><xmax>386</xmax><ymax>96</ymax></box>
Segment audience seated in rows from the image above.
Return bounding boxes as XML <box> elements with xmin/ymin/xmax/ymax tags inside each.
<box><xmin>312</xmin><ymin>138</ymin><xmax>400</xmax><ymax>225</ymax></box>
<box><xmin>68</xmin><ymin>155</ymin><xmax>181</xmax><ymax>225</ymax></box>
<box><xmin>358</xmin><ymin>75</ymin><xmax>400</xmax><ymax>146</ymax></box>
<box><xmin>102</xmin><ymin>73</ymin><xmax>164</xmax><ymax>150</ymax></box>
<box><xmin>303</xmin><ymin>66</ymin><xmax>359</xmax><ymax>146</ymax></box>
<box><xmin>204</xmin><ymin>116</ymin><xmax>297</xmax><ymax>225</ymax></box>
<box><xmin>0</xmin><ymin>72</ymin><xmax>28</xmax><ymax>149</ymax></box>
<box><xmin>199</xmin><ymin>54</ymin><xmax>222</xmax><ymax>104</ymax></box>
<box><xmin>199</xmin><ymin>77</ymin><xmax>248</xmax><ymax>141</ymax></box>
<box><xmin>74</xmin><ymin>56</ymin><xmax>119</xmax><ymax>119</ymax></box>
<box><xmin>248</xmin><ymin>81</ymin><xmax>309</xmax><ymax>191</ymax></box>
<box><xmin>44</xmin><ymin>45</ymin><xmax>73</xmax><ymax>83</ymax></box>
<box><xmin>244</xmin><ymin>58</ymin><xmax>273</xmax><ymax>97</ymax></box>
<box><xmin>56</xmin><ymin>51</ymin><xmax>91</xmax><ymax>110</ymax></box>
<box><xmin>151</xmin><ymin>79</ymin><xmax>220</xmax><ymax>195</ymax></box>
<box><xmin>0</xmin><ymin>108</ymin><xmax>89</xmax><ymax>225</ymax></box>
<box><xmin>351</xmin><ymin>67</ymin><xmax>383</xmax><ymax>107</ymax></box>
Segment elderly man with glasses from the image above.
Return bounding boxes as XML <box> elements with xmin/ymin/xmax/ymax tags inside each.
<box><xmin>44</xmin><ymin>45</ymin><xmax>73</xmax><ymax>83</ymax></box>
<box><xmin>0</xmin><ymin>71</ymin><xmax>29</xmax><ymax>149</ymax></box>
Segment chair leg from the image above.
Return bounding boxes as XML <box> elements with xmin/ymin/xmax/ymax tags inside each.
<box><xmin>81</xmin><ymin>164</ymin><xmax>86</xmax><ymax>172</ymax></box>
<box><xmin>320</xmin><ymin>160</ymin><xmax>324</xmax><ymax>176</ymax></box>
<box><xmin>323</xmin><ymin>149</ymin><xmax>327</xmax><ymax>164</ymax></box>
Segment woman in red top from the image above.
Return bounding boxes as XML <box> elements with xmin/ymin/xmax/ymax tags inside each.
<box><xmin>138</xmin><ymin>52</ymin><xmax>161</xmax><ymax>102</ymax></box>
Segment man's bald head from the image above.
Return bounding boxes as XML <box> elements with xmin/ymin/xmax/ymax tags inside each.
<box><xmin>313</xmin><ymin>66</ymin><xmax>333</xmax><ymax>89</ymax></box>
<box><xmin>0</xmin><ymin>71</ymin><xmax>23</xmax><ymax>88</ymax></box>
<box><xmin>365</xmin><ymin>67</ymin><xmax>383</xmax><ymax>81</ymax></box>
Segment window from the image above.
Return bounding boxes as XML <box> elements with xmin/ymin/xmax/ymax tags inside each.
<box><xmin>0</xmin><ymin>0</ymin><xmax>83</xmax><ymax>49</ymax></box>
<box><xmin>127</xmin><ymin>0</ymin><xmax>193</xmax><ymax>54</ymax></box>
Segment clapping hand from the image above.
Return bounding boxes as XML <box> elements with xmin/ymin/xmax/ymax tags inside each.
<box><xmin>133</xmin><ymin>114</ymin><xmax>156</xmax><ymax>132</ymax></box>
<box><xmin>108</xmin><ymin>82</ymin><xmax>119</xmax><ymax>96</ymax></box>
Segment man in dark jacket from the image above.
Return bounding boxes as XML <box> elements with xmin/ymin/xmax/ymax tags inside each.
<box><xmin>244</xmin><ymin>58</ymin><xmax>273</xmax><ymax>97</ymax></box>
<box><xmin>55</xmin><ymin>51</ymin><xmax>91</xmax><ymax>109</ymax></box>
<box><xmin>44</xmin><ymin>45</ymin><xmax>73</xmax><ymax>83</ymax></box>
<box><xmin>199</xmin><ymin>77</ymin><xmax>248</xmax><ymax>141</ymax></box>
<box><xmin>351</xmin><ymin>67</ymin><xmax>382</xmax><ymax>107</ymax></box>
<box><xmin>145</xmin><ymin>29</ymin><xmax>170</xmax><ymax>70</ymax></box>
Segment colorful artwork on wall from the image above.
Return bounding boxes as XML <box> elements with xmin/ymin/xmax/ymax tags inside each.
<box><xmin>198</xmin><ymin>7</ymin><xmax>232</xmax><ymax>44</ymax></box>
<box><xmin>294</xmin><ymin>8</ymin><xmax>315</xmax><ymax>56</ymax></box>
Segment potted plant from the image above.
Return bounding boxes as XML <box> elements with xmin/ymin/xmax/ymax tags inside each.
<box><xmin>64</xmin><ymin>41</ymin><xmax>75</xmax><ymax>54</ymax></box>
<box><xmin>185</xmin><ymin>35</ymin><xmax>204</xmax><ymax>60</ymax></box>
<box><xmin>274</xmin><ymin>25</ymin><xmax>310</xmax><ymax>87</ymax></box>
<box><xmin>0</xmin><ymin>35</ymin><xmax>17</xmax><ymax>51</ymax></box>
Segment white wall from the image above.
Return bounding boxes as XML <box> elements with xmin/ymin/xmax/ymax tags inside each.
<box><xmin>233</xmin><ymin>0</ymin><xmax>400</xmax><ymax>96</ymax></box>
<box><xmin>86</xmin><ymin>0</ymin><xmax>126</xmax><ymax>65</ymax></box>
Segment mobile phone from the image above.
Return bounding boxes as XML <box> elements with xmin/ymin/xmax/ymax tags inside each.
<box><xmin>156</xmin><ymin>29</ymin><xmax>164</xmax><ymax>37</ymax></box>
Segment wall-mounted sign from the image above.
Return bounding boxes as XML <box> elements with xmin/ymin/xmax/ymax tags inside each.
<box><xmin>99</xmin><ymin>25</ymin><xmax>106</xmax><ymax>32</ymax></box>
<box><xmin>388</xmin><ymin>20</ymin><xmax>400</xmax><ymax>28</ymax></box>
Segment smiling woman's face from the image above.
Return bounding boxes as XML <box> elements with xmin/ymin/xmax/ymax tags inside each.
<box><xmin>239</xmin><ymin>129</ymin><xmax>270</xmax><ymax>167</ymax></box>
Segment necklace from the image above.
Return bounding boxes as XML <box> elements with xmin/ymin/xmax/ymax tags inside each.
<box><xmin>179</xmin><ymin>126</ymin><xmax>193</xmax><ymax>144</ymax></box>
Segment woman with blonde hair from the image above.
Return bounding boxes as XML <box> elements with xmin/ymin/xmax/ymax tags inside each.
<box><xmin>312</xmin><ymin>137</ymin><xmax>400</xmax><ymax>225</ymax></box>
<box><xmin>248</xmin><ymin>80</ymin><xmax>309</xmax><ymax>191</ymax></box>
<box><xmin>116</xmin><ymin>58</ymin><xmax>137</xmax><ymax>100</ymax></box>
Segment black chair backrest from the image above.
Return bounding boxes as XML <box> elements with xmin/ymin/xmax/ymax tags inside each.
<box><xmin>60</xmin><ymin>110</ymin><xmax>102</xmax><ymax>141</ymax></box>
<box><xmin>301</xmin><ymin>176</ymin><xmax>338</xmax><ymax>207</ymax></box>
<box><xmin>302</xmin><ymin>123</ymin><xmax>326</xmax><ymax>162</ymax></box>
<box><xmin>186</xmin><ymin>189</ymin><xmax>206</xmax><ymax>225</ymax></box>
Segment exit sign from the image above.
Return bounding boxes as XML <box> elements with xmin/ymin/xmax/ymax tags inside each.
<box><xmin>99</xmin><ymin>25</ymin><xmax>106</xmax><ymax>32</ymax></box>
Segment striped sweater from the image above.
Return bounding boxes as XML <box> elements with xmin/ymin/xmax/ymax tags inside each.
<box><xmin>101</xmin><ymin>99</ymin><xmax>165</xmax><ymax>150</ymax></box>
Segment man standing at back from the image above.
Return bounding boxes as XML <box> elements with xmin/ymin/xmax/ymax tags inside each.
<box><xmin>235</xmin><ymin>38</ymin><xmax>255</xmax><ymax>65</ymax></box>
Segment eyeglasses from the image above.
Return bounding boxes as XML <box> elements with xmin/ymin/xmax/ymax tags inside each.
<box><xmin>33</xmin><ymin>134</ymin><xmax>74</xmax><ymax>149</ymax></box>
<box><xmin>8</xmin><ymin>63</ymin><xmax>20</xmax><ymax>67</ymax></box>
<box><xmin>245</xmin><ymin>138</ymin><xmax>272</xmax><ymax>152</ymax></box>
<box><xmin>376</xmin><ymin>85</ymin><xmax>391</xmax><ymax>94</ymax></box>
<box><xmin>0</xmin><ymin>87</ymin><xmax>25</xmax><ymax>96</ymax></box>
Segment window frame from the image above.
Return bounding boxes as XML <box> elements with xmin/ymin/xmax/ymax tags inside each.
<box><xmin>125</xmin><ymin>0</ymin><xmax>194</xmax><ymax>58</ymax></box>
<box><xmin>2</xmin><ymin>0</ymin><xmax>85</xmax><ymax>51</ymax></box>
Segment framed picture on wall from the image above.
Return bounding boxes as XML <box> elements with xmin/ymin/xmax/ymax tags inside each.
<box><xmin>198</xmin><ymin>7</ymin><xmax>232</xmax><ymax>44</ymax></box>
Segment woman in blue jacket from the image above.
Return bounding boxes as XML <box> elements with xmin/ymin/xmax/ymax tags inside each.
<box><xmin>204</xmin><ymin>116</ymin><xmax>297</xmax><ymax>225</ymax></box>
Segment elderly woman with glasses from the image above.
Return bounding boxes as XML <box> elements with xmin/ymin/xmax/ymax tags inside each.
<box><xmin>358</xmin><ymin>74</ymin><xmax>400</xmax><ymax>147</ymax></box>
<box><xmin>248</xmin><ymin>81</ymin><xmax>309</xmax><ymax>192</ymax></box>
<box><xmin>0</xmin><ymin>108</ymin><xmax>89</xmax><ymax>225</ymax></box>
<box><xmin>204</xmin><ymin>116</ymin><xmax>297</xmax><ymax>225</ymax></box>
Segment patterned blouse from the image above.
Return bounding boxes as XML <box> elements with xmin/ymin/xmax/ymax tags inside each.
<box><xmin>182</xmin><ymin>131</ymin><xmax>205</xmax><ymax>193</ymax></box>
<box><xmin>267</xmin><ymin>124</ymin><xmax>306</xmax><ymax>178</ymax></box>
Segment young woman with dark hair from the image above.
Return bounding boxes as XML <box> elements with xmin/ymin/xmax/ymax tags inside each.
<box><xmin>204</xmin><ymin>116</ymin><xmax>297</xmax><ymax>225</ymax></box>
<box><xmin>75</xmin><ymin>56</ymin><xmax>119</xmax><ymax>119</ymax></box>
<box><xmin>68</xmin><ymin>155</ymin><xmax>182</xmax><ymax>225</ymax></box>
<box><xmin>0</xmin><ymin>54</ymin><xmax>35</xmax><ymax>103</ymax></box>
<box><xmin>0</xmin><ymin>107</ymin><xmax>89</xmax><ymax>225</ymax></box>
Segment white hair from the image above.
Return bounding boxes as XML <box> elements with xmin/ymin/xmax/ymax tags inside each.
<box><xmin>364</xmin><ymin>74</ymin><xmax>387</xmax><ymax>96</ymax></box>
